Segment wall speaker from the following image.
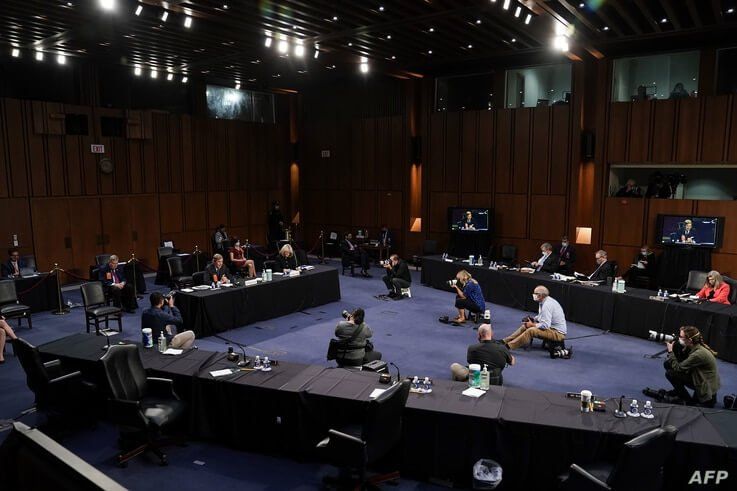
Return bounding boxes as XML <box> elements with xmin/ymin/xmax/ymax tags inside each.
<box><xmin>411</xmin><ymin>136</ymin><xmax>422</xmax><ymax>163</ymax></box>
<box><xmin>581</xmin><ymin>131</ymin><xmax>595</xmax><ymax>160</ymax></box>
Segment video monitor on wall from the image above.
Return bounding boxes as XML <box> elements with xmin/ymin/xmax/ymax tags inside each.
<box><xmin>657</xmin><ymin>215</ymin><xmax>724</xmax><ymax>248</ymax></box>
<box><xmin>449</xmin><ymin>207</ymin><xmax>490</xmax><ymax>232</ymax></box>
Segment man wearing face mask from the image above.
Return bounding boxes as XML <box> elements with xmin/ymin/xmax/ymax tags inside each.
<box><xmin>502</xmin><ymin>286</ymin><xmax>566</xmax><ymax>350</ymax></box>
<box><xmin>556</xmin><ymin>236</ymin><xmax>576</xmax><ymax>275</ymax></box>
<box><xmin>623</xmin><ymin>245</ymin><xmax>657</xmax><ymax>288</ymax></box>
<box><xmin>530</xmin><ymin>243</ymin><xmax>559</xmax><ymax>273</ymax></box>
<box><xmin>587</xmin><ymin>250</ymin><xmax>616</xmax><ymax>282</ymax></box>
<box><xmin>662</xmin><ymin>326</ymin><xmax>720</xmax><ymax>407</ymax></box>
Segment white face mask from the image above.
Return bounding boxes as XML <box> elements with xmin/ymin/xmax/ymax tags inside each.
<box><xmin>678</xmin><ymin>338</ymin><xmax>686</xmax><ymax>346</ymax></box>
<box><xmin>562</xmin><ymin>242</ymin><xmax>568</xmax><ymax>247</ymax></box>
<box><xmin>532</xmin><ymin>294</ymin><xmax>540</xmax><ymax>301</ymax></box>
<box><xmin>641</xmin><ymin>250</ymin><xmax>648</xmax><ymax>255</ymax></box>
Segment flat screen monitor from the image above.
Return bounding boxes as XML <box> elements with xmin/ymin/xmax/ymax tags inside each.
<box><xmin>657</xmin><ymin>215</ymin><xmax>724</xmax><ymax>248</ymax></box>
<box><xmin>449</xmin><ymin>207</ymin><xmax>490</xmax><ymax>232</ymax></box>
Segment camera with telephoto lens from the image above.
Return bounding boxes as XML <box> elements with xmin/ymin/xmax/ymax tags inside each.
<box><xmin>341</xmin><ymin>310</ymin><xmax>351</xmax><ymax>320</ymax></box>
<box><xmin>648</xmin><ymin>330</ymin><xmax>675</xmax><ymax>343</ymax></box>
<box><xmin>550</xmin><ymin>346</ymin><xmax>573</xmax><ymax>359</ymax></box>
<box><xmin>447</xmin><ymin>279</ymin><xmax>458</xmax><ymax>287</ymax></box>
<box><xmin>380</xmin><ymin>259</ymin><xmax>391</xmax><ymax>267</ymax></box>
<box><xmin>164</xmin><ymin>291</ymin><xmax>176</xmax><ymax>300</ymax></box>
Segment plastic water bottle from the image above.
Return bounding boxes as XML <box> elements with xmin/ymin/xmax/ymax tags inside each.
<box><xmin>664</xmin><ymin>290</ymin><xmax>669</xmax><ymax>298</ymax></box>
<box><xmin>158</xmin><ymin>332</ymin><xmax>167</xmax><ymax>353</ymax></box>
<box><xmin>253</xmin><ymin>355</ymin><xmax>262</xmax><ymax>369</ymax></box>
<box><xmin>211</xmin><ymin>282</ymin><xmax>216</xmax><ymax>290</ymax></box>
<box><xmin>261</xmin><ymin>270</ymin><xmax>267</xmax><ymax>282</ymax></box>
<box><xmin>480</xmin><ymin>364</ymin><xmax>490</xmax><ymax>390</ymax></box>
<box><xmin>262</xmin><ymin>356</ymin><xmax>272</xmax><ymax>371</ymax></box>
<box><xmin>657</xmin><ymin>289</ymin><xmax>663</xmax><ymax>298</ymax></box>
<box><xmin>477</xmin><ymin>255</ymin><xmax>483</xmax><ymax>266</ymax></box>
<box><xmin>411</xmin><ymin>376</ymin><xmax>419</xmax><ymax>391</ymax></box>
<box><xmin>421</xmin><ymin>377</ymin><xmax>430</xmax><ymax>392</ymax></box>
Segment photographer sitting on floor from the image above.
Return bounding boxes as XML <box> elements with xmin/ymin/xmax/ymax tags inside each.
<box><xmin>660</xmin><ymin>326</ymin><xmax>720</xmax><ymax>407</ymax></box>
<box><xmin>332</xmin><ymin>308</ymin><xmax>382</xmax><ymax>368</ymax></box>
<box><xmin>502</xmin><ymin>286</ymin><xmax>566</xmax><ymax>350</ymax></box>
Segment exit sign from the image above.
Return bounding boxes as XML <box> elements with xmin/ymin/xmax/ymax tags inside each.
<box><xmin>91</xmin><ymin>144</ymin><xmax>105</xmax><ymax>154</ymax></box>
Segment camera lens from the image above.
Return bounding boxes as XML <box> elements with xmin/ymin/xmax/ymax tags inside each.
<box><xmin>341</xmin><ymin>310</ymin><xmax>350</xmax><ymax>319</ymax></box>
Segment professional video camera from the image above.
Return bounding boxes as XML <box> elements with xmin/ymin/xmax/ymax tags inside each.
<box><xmin>648</xmin><ymin>330</ymin><xmax>675</xmax><ymax>343</ymax></box>
<box><xmin>446</xmin><ymin>279</ymin><xmax>458</xmax><ymax>288</ymax></box>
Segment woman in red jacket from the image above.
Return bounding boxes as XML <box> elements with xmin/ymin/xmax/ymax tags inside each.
<box><xmin>697</xmin><ymin>270</ymin><xmax>731</xmax><ymax>305</ymax></box>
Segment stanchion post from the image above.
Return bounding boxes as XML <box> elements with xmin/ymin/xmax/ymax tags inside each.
<box><xmin>318</xmin><ymin>230</ymin><xmax>327</xmax><ymax>264</ymax></box>
<box><xmin>194</xmin><ymin>245</ymin><xmax>201</xmax><ymax>271</ymax></box>
<box><xmin>51</xmin><ymin>263</ymin><xmax>69</xmax><ymax>315</ymax></box>
<box><xmin>130</xmin><ymin>251</ymin><xmax>142</xmax><ymax>299</ymax></box>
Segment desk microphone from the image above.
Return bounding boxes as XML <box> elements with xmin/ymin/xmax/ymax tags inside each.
<box><xmin>388</xmin><ymin>362</ymin><xmax>401</xmax><ymax>383</ymax></box>
<box><xmin>237</xmin><ymin>344</ymin><xmax>250</xmax><ymax>367</ymax></box>
<box><xmin>614</xmin><ymin>395</ymin><xmax>626</xmax><ymax>418</ymax></box>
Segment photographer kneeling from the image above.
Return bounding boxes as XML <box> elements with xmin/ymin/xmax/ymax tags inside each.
<box><xmin>663</xmin><ymin>326</ymin><xmax>720</xmax><ymax>407</ymax></box>
<box><xmin>332</xmin><ymin>308</ymin><xmax>382</xmax><ymax>368</ymax></box>
<box><xmin>382</xmin><ymin>254</ymin><xmax>411</xmax><ymax>299</ymax></box>
<box><xmin>451</xmin><ymin>270</ymin><xmax>485</xmax><ymax>323</ymax></box>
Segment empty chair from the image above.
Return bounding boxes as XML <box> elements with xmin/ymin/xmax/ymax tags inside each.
<box><xmin>263</xmin><ymin>260</ymin><xmax>278</xmax><ymax>273</ymax></box>
<box><xmin>166</xmin><ymin>257</ymin><xmax>193</xmax><ymax>289</ymax></box>
<box><xmin>192</xmin><ymin>271</ymin><xmax>207</xmax><ymax>286</ymax></box>
<box><xmin>317</xmin><ymin>380</ymin><xmax>411</xmax><ymax>488</ymax></box>
<box><xmin>499</xmin><ymin>244</ymin><xmax>518</xmax><ymax>265</ymax></box>
<box><xmin>410</xmin><ymin>240</ymin><xmax>438</xmax><ymax>270</ymax></box>
<box><xmin>100</xmin><ymin>344</ymin><xmax>186</xmax><ymax>467</ymax></box>
<box><xmin>723</xmin><ymin>275</ymin><xmax>737</xmax><ymax>304</ymax></box>
<box><xmin>80</xmin><ymin>282</ymin><xmax>122</xmax><ymax>335</ymax></box>
<box><xmin>295</xmin><ymin>248</ymin><xmax>309</xmax><ymax>266</ymax></box>
<box><xmin>0</xmin><ymin>280</ymin><xmax>32</xmax><ymax>329</ymax></box>
<box><xmin>157</xmin><ymin>247</ymin><xmax>174</xmax><ymax>259</ymax></box>
<box><xmin>559</xmin><ymin>425</ymin><xmax>678</xmax><ymax>491</ymax></box>
<box><xmin>686</xmin><ymin>270</ymin><xmax>708</xmax><ymax>292</ymax></box>
<box><xmin>95</xmin><ymin>254</ymin><xmax>112</xmax><ymax>266</ymax></box>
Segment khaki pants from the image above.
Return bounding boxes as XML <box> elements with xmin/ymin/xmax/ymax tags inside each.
<box><xmin>503</xmin><ymin>324</ymin><xmax>564</xmax><ymax>350</ymax></box>
<box><xmin>170</xmin><ymin>330</ymin><xmax>196</xmax><ymax>349</ymax></box>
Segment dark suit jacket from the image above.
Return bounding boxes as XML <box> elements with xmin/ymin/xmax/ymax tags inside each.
<box><xmin>537</xmin><ymin>252</ymin><xmax>560</xmax><ymax>274</ymax></box>
<box><xmin>555</xmin><ymin>244</ymin><xmax>576</xmax><ymax>272</ymax></box>
<box><xmin>205</xmin><ymin>263</ymin><xmax>231</xmax><ymax>282</ymax></box>
<box><xmin>141</xmin><ymin>305</ymin><xmax>183</xmax><ymax>343</ymax></box>
<box><xmin>386</xmin><ymin>260</ymin><xmax>411</xmax><ymax>283</ymax></box>
<box><xmin>2</xmin><ymin>259</ymin><xmax>27</xmax><ymax>278</ymax></box>
<box><xmin>589</xmin><ymin>260</ymin><xmax>615</xmax><ymax>282</ymax></box>
<box><xmin>379</xmin><ymin>229</ymin><xmax>393</xmax><ymax>247</ymax></box>
<box><xmin>276</xmin><ymin>254</ymin><xmax>298</xmax><ymax>272</ymax></box>
<box><xmin>98</xmin><ymin>263</ymin><xmax>127</xmax><ymax>287</ymax></box>
<box><xmin>340</xmin><ymin>239</ymin><xmax>360</xmax><ymax>255</ymax></box>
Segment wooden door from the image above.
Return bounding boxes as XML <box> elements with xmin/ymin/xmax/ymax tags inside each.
<box><xmin>68</xmin><ymin>198</ymin><xmax>103</xmax><ymax>275</ymax></box>
<box><xmin>101</xmin><ymin>196</ymin><xmax>133</xmax><ymax>258</ymax></box>
<box><xmin>130</xmin><ymin>195</ymin><xmax>161</xmax><ymax>266</ymax></box>
<box><xmin>30</xmin><ymin>198</ymin><xmax>73</xmax><ymax>272</ymax></box>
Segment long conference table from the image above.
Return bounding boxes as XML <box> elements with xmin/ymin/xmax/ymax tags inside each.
<box><xmin>174</xmin><ymin>265</ymin><xmax>341</xmax><ymax>337</ymax></box>
<box><xmin>421</xmin><ymin>256</ymin><xmax>737</xmax><ymax>363</ymax></box>
<box><xmin>39</xmin><ymin>334</ymin><xmax>737</xmax><ymax>490</ymax></box>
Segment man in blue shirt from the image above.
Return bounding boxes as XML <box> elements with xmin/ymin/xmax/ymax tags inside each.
<box><xmin>503</xmin><ymin>285</ymin><xmax>567</xmax><ymax>350</ymax></box>
<box><xmin>141</xmin><ymin>292</ymin><xmax>195</xmax><ymax>349</ymax></box>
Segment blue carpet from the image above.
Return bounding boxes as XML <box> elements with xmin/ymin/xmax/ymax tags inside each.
<box><xmin>2</xmin><ymin>260</ymin><xmax>736</xmax><ymax>490</ymax></box>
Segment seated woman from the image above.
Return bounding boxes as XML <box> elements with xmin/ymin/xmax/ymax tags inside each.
<box><xmin>333</xmin><ymin>308</ymin><xmax>382</xmax><ymax>367</ymax></box>
<box><xmin>0</xmin><ymin>317</ymin><xmax>18</xmax><ymax>364</ymax></box>
<box><xmin>228</xmin><ymin>238</ymin><xmax>256</xmax><ymax>278</ymax></box>
<box><xmin>276</xmin><ymin>244</ymin><xmax>298</xmax><ymax>272</ymax></box>
<box><xmin>451</xmin><ymin>269</ymin><xmax>485</xmax><ymax>323</ymax></box>
<box><xmin>696</xmin><ymin>270</ymin><xmax>731</xmax><ymax>305</ymax></box>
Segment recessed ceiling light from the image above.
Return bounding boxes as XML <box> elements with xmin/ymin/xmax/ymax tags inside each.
<box><xmin>167</xmin><ymin>73</ymin><xmax>174</xmax><ymax>81</ymax></box>
<box><xmin>347</xmin><ymin>42</ymin><xmax>353</xmax><ymax>46</ymax></box>
<box><xmin>379</xmin><ymin>6</ymin><xmax>384</xmax><ymax>12</ymax></box>
<box><xmin>35</xmin><ymin>49</ymin><xmax>44</xmax><ymax>61</ymax></box>
<box><xmin>11</xmin><ymin>48</ymin><xmax>20</xmax><ymax>57</ymax></box>
<box><xmin>277</xmin><ymin>39</ymin><xmax>289</xmax><ymax>53</ymax></box>
<box><xmin>427</xmin><ymin>49</ymin><xmax>433</xmax><ymax>54</ymax></box>
<box><xmin>184</xmin><ymin>16</ymin><xmax>192</xmax><ymax>28</ymax></box>
<box><xmin>476</xmin><ymin>19</ymin><xmax>482</xmax><ymax>24</ymax></box>
<box><xmin>514</xmin><ymin>6</ymin><xmax>521</xmax><ymax>17</ymax></box>
<box><xmin>502</xmin><ymin>0</ymin><xmax>510</xmax><ymax>10</ymax></box>
<box><xmin>135</xmin><ymin>4</ymin><xmax>142</xmax><ymax>16</ymax></box>
<box><xmin>603</xmin><ymin>26</ymin><xmax>609</xmax><ymax>31</ymax></box>
<box><xmin>391</xmin><ymin>55</ymin><xmax>396</xmax><ymax>59</ymax></box>
<box><xmin>67</xmin><ymin>1</ymin><xmax>73</xmax><ymax>6</ymax></box>
<box><xmin>150</xmin><ymin>68</ymin><xmax>158</xmax><ymax>79</ymax></box>
<box><xmin>467</xmin><ymin>44</ymin><xmax>473</xmax><ymax>48</ymax></box>
<box><xmin>161</xmin><ymin>11</ymin><xmax>168</xmax><ymax>21</ymax></box>
<box><xmin>579</xmin><ymin>2</ymin><xmax>584</xmax><ymax>7</ymax></box>
<box><xmin>332</xmin><ymin>15</ymin><xmax>338</xmax><ymax>21</ymax></box>
<box><xmin>428</xmin><ymin>27</ymin><xmax>434</xmax><ymax>32</ymax></box>
<box><xmin>511</xmin><ymin>38</ymin><xmax>516</xmax><ymax>42</ymax></box>
<box><xmin>386</xmin><ymin>34</ymin><xmax>391</xmax><ymax>39</ymax></box>
<box><xmin>294</xmin><ymin>42</ymin><xmax>305</xmax><ymax>57</ymax></box>
<box><xmin>181</xmin><ymin>76</ymin><xmax>188</xmax><ymax>83</ymax></box>
<box><xmin>727</xmin><ymin>8</ymin><xmax>734</xmax><ymax>14</ymax></box>
<box><xmin>222</xmin><ymin>4</ymin><xmax>229</xmax><ymax>9</ymax></box>
<box><xmin>660</xmin><ymin>18</ymin><xmax>667</xmax><ymax>23</ymax></box>
<box><xmin>235</xmin><ymin>82</ymin><xmax>241</xmax><ymax>89</ymax></box>
<box><xmin>134</xmin><ymin>66</ymin><xmax>142</xmax><ymax>76</ymax></box>
<box><xmin>56</xmin><ymin>53</ymin><xmax>66</xmax><ymax>65</ymax></box>
<box><xmin>99</xmin><ymin>0</ymin><xmax>115</xmax><ymax>11</ymax></box>
<box><xmin>525</xmin><ymin>13</ymin><xmax>532</xmax><ymax>24</ymax></box>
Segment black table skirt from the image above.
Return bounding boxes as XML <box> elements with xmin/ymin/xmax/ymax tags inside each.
<box><xmin>421</xmin><ymin>256</ymin><xmax>737</xmax><ymax>362</ymax></box>
<box><xmin>39</xmin><ymin>334</ymin><xmax>737</xmax><ymax>490</ymax></box>
<box><xmin>174</xmin><ymin>266</ymin><xmax>341</xmax><ymax>337</ymax></box>
<box><xmin>12</xmin><ymin>273</ymin><xmax>60</xmax><ymax>313</ymax></box>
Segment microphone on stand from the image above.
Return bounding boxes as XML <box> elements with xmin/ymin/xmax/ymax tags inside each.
<box><xmin>389</xmin><ymin>362</ymin><xmax>401</xmax><ymax>384</ymax></box>
<box><xmin>237</xmin><ymin>344</ymin><xmax>250</xmax><ymax>367</ymax></box>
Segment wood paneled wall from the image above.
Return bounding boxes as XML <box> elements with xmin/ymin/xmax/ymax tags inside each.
<box><xmin>0</xmin><ymin>97</ymin><xmax>289</xmax><ymax>276</ymax></box>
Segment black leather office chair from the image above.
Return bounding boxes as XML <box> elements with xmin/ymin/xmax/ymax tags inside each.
<box><xmin>157</xmin><ymin>247</ymin><xmax>174</xmax><ymax>260</ymax></box>
<box><xmin>410</xmin><ymin>240</ymin><xmax>438</xmax><ymax>270</ymax></box>
<box><xmin>166</xmin><ymin>257</ymin><xmax>193</xmax><ymax>289</ymax></box>
<box><xmin>95</xmin><ymin>254</ymin><xmax>112</xmax><ymax>266</ymax></box>
<box><xmin>723</xmin><ymin>275</ymin><xmax>737</xmax><ymax>304</ymax></box>
<box><xmin>317</xmin><ymin>380</ymin><xmax>411</xmax><ymax>488</ymax></box>
<box><xmin>14</xmin><ymin>337</ymin><xmax>89</xmax><ymax>425</ymax></box>
<box><xmin>0</xmin><ymin>280</ymin><xmax>32</xmax><ymax>329</ymax></box>
<box><xmin>80</xmin><ymin>282</ymin><xmax>122</xmax><ymax>335</ymax></box>
<box><xmin>559</xmin><ymin>425</ymin><xmax>678</xmax><ymax>491</ymax></box>
<box><xmin>263</xmin><ymin>260</ymin><xmax>278</xmax><ymax>273</ymax></box>
<box><xmin>100</xmin><ymin>344</ymin><xmax>186</xmax><ymax>467</ymax></box>
<box><xmin>686</xmin><ymin>270</ymin><xmax>708</xmax><ymax>292</ymax></box>
<box><xmin>192</xmin><ymin>271</ymin><xmax>207</xmax><ymax>286</ymax></box>
<box><xmin>499</xmin><ymin>244</ymin><xmax>518</xmax><ymax>265</ymax></box>
<box><xmin>341</xmin><ymin>254</ymin><xmax>356</xmax><ymax>276</ymax></box>
<box><xmin>295</xmin><ymin>248</ymin><xmax>309</xmax><ymax>266</ymax></box>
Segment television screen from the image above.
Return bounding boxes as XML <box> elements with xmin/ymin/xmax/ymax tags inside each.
<box><xmin>657</xmin><ymin>215</ymin><xmax>723</xmax><ymax>248</ymax></box>
<box><xmin>449</xmin><ymin>207</ymin><xmax>490</xmax><ymax>232</ymax></box>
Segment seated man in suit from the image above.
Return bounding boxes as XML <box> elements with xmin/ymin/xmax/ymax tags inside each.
<box><xmin>205</xmin><ymin>253</ymin><xmax>231</xmax><ymax>285</ymax></box>
<box><xmin>623</xmin><ymin>245</ymin><xmax>657</xmax><ymax>287</ymax></box>
<box><xmin>530</xmin><ymin>242</ymin><xmax>559</xmax><ymax>273</ymax></box>
<box><xmin>556</xmin><ymin>236</ymin><xmax>576</xmax><ymax>275</ymax></box>
<box><xmin>341</xmin><ymin>232</ymin><xmax>370</xmax><ymax>277</ymax></box>
<box><xmin>141</xmin><ymin>292</ymin><xmax>195</xmax><ymax>349</ymax></box>
<box><xmin>2</xmin><ymin>248</ymin><xmax>26</xmax><ymax>278</ymax></box>
<box><xmin>679</xmin><ymin>219</ymin><xmax>697</xmax><ymax>244</ymax></box>
<box><xmin>98</xmin><ymin>254</ymin><xmax>138</xmax><ymax>313</ymax></box>
<box><xmin>378</xmin><ymin>224</ymin><xmax>393</xmax><ymax>248</ymax></box>
<box><xmin>588</xmin><ymin>250</ymin><xmax>616</xmax><ymax>282</ymax></box>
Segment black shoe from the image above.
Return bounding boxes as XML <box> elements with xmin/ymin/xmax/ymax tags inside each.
<box><xmin>387</xmin><ymin>291</ymin><xmax>398</xmax><ymax>298</ymax></box>
<box><xmin>361</xmin><ymin>270</ymin><xmax>371</xmax><ymax>278</ymax></box>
